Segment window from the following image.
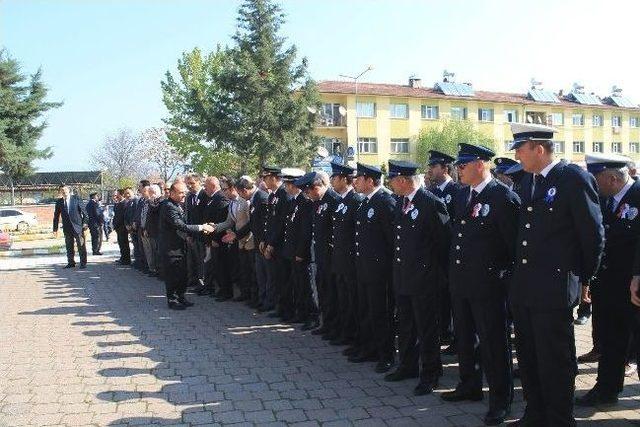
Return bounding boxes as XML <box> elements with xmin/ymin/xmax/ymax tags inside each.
<box><xmin>390</xmin><ymin>138</ymin><xmax>410</xmax><ymax>154</ymax></box>
<box><xmin>356</xmin><ymin>102</ymin><xmax>376</xmax><ymax>118</ymax></box>
<box><xmin>421</xmin><ymin>105</ymin><xmax>439</xmax><ymax>119</ymax></box>
<box><xmin>504</xmin><ymin>110</ymin><xmax>518</xmax><ymax>123</ymax></box>
<box><xmin>572</xmin><ymin>114</ymin><xmax>584</xmax><ymax>126</ymax></box>
<box><xmin>612</xmin><ymin>115</ymin><xmax>622</xmax><ymax>127</ymax></box>
<box><xmin>631</xmin><ymin>117</ymin><xmax>639</xmax><ymax>128</ymax></box>
<box><xmin>549</xmin><ymin>113</ymin><xmax>564</xmax><ymax>126</ymax></box>
<box><xmin>389</xmin><ymin>103</ymin><xmax>409</xmax><ymax>119</ymax></box>
<box><xmin>592</xmin><ymin>142</ymin><xmax>604</xmax><ymax>153</ymax></box>
<box><xmin>553</xmin><ymin>141</ymin><xmax>565</xmax><ymax>153</ymax></box>
<box><xmin>320</xmin><ymin>103</ymin><xmax>345</xmax><ymax>126</ymax></box>
<box><xmin>573</xmin><ymin>141</ymin><xmax>585</xmax><ymax>153</ymax></box>
<box><xmin>478</xmin><ymin>108</ymin><xmax>494</xmax><ymax>122</ymax></box>
<box><xmin>357</xmin><ymin>137</ymin><xmax>378</xmax><ymax>153</ymax></box>
<box><xmin>450</xmin><ymin>106</ymin><xmax>467</xmax><ymax>120</ymax></box>
<box><xmin>612</xmin><ymin>142</ymin><xmax>622</xmax><ymax>153</ymax></box>
<box><xmin>321</xmin><ymin>137</ymin><xmax>343</xmax><ymax>156</ymax></box>
<box><xmin>592</xmin><ymin>115</ymin><xmax>603</xmax><ymax>127</ymax></box>
<box><xmin>630</xmin><ymin>142</ymin><xmax>640</xmax><ymax>153</ymax></box>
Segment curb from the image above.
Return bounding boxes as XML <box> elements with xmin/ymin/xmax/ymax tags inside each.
<box><xmin>0</xmin><ymin>246</ymin><xmax>67</xmax><ymax>257</ymax></box>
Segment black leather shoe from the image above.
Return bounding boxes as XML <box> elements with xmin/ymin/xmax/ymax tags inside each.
<box><xmin>574</xmin><ymin>315</ymin><xmax>589</xmax><ymax>325</ymax></box>
<box><xmin>63</xmin><ymin>264</ymin><xmax>76</xmax><ymax>268</ymax></box>
<box><xmin>384</xmin><ymin>369</ymin><xmax>419</xmax><ymax>382</ymax></box>
<box><xmin>167</xmin><ymin>300</ymin><xmax>186</xmax><ymax>310</ymax></box>
<box><xmin>577</xmin><ymin>349</ymin><xmax>600</xmax><ymax>363</ymax></box>
<box><xmin>413</xmin><ymin>380</ymin><xmax>438</xmax><ymax>396</ymax></box>
<box><xmin>484</xmin><ymin>408</ymin><xmax>510</xmax><ymax>426</ymax></box>
<box><xmin>342</xmin><ymin>346</ymin><xmax>360</xmax><ymax>357</ymax></box>
<box><xmin>374</xmin><ymin>360</ymin><xmax>394</xmax><ymax>373</ymax></box>
<box><xmin>575</xmin><ymin>387</ymin><xmax>618</xmax><ymax>407</ymax></box>
<box><xmin>348</xmin><ymin>352</ymin><xmax>377</xmax><ymax>363</ymax></box>
<box><xmin>441</xmin><ymin>387</ymin><xmax>483</xmax><ymax>402</ymax></box>
<box><xmin>178</xmin><ymin>297</ymin><xmax>194</xmax><ymax>307</ymax></box>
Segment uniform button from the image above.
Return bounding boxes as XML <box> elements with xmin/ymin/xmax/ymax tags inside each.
<box><xmin>397</xmin><ymin>225</ymin><xmax>401</xmax><ymax>229</ymax></box>
<box><xmin>525</xmin><ymin>223</ymin><xmax>531</xmax><ymax>228</ymax></box>
<box><xmin>396</xmin><ymin>247</ymin><xmax>400</xmax><ymax>250</ymax></box>
<box><xmin>456</xmin><ymin>259</ymin><xmax>460</xmax><ymax>264</ymax></box>
<box><xmin>455</xmin><ymin>245</ymin><xmax>460</xmax><ymax>250</ymax></box>
<box><xmin>356</xmin><ymin>242</ymin><xmax>359</xmax><ymax>246</ymax></box>
<box><xmin>527</xmin><ymin>206</ymin><xmax>533</xmax><ymax>212</ymax></box>
<box><xmin>522</xmin><ymin>259</ymin><xmax>528</xmax><ymax>264</ymax></box>
<box><xmin>356</xmin><ymin>252</ymin><xmax>360</xmax><ymax>256</ymax></box>
<box><xmin>522</xmin><ymin>240</ymin><xmax>527</xmax><ymax>246</ymax></box>
<box><xmin>396</xmin><ymin>235</ymin><xmax>400</xmax><ymax>239</ymax></box>
<box><xmin>357</xmin><ymin>221</ymin><xmax>360</xmax><ymax>225</ymax></box>
<box><xmin>458</xmin><ymin>233</ymin><xmax>463</xmax><ymax>237</ymax></box>
<box><xmin>461</xmin><ymin>220</ymin><xmax>466</xmax><ymax>225</ymax></box>
<box><xmin>355</xmin><ymin>232</ymin><xmax>359</xmax><ymax>236</ymax></box>
<box><xmin>397</xmin><ymin>258</ymin><xmax>401</xmax><ymax>262</ymax></box>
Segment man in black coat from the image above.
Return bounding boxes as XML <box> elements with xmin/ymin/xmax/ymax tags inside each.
<box><xmin>576</xmin><ymin>153</ymin><xmax>640</xmax><ymax>408</ymax></box>
<box><xmin>352</xmin><ymin>163</ymin><xmax>396</xmax><ymax>373</ymax></box>
<box><xmin>298</xmin><ymin>170</ymin><xmax>340</xmax><ymax>336</ymax></box>
<box><xmin>112</xmin><ymin>189</ymin><xmax>131</xmax><ymax>265</ymax></box>
<box><xmin>86</xmin><ymin>192</ymin><xmax>104</xmax><ymax>255</ymax></box>
<box><xmin>330</xmin><ymin>163</ymin><xmax>364</xmax><ymax>349</ymax></box>
<box><xmin>509</xmin><ymin>123</ymin><xmax>604</xmax><ymax>426</ymax></box>
<box><xmin>442</xmin><ymin>144</ymin><xmax>520</xmax><ymax>426</ymax></box>
<box><xmin>53</xmin><ymin>185</ymin><xmax>89</xmax><ymax>268</ymax></box>
<box><xmin>158</xmin><ymin>181</ymin><xmax>214</xmax><ymax>310</ymax></box>
<box><xmin>185</xmin><ymin>174</ymin><xmax>207</xmax><ymax>288</ymax></box>
<box><xmin>426</xmin><ymin>150</ymin><xmax>465</xmax><ymax>351</ymax></box>
<box><xmin>385</xmin><ymin>160</ymin><xmax>450</xmax><ymax>396</ymax></box>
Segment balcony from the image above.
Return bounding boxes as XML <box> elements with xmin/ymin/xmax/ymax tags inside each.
<box><xmin>317</xmin><ymin>114</ymin><xmax>347</xmax><ymax>127</ymax></box>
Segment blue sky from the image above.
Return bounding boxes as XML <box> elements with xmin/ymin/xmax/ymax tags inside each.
<box><xmin>3</xmin><ymin>0</ymin><xmax>640</xmax><ymax>171</ymax></box>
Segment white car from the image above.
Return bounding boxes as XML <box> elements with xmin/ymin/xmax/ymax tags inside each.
<box><xmin>0</xmin><ymin>208</ymin><xmax>38</xmax><ymax>231</ymax></box>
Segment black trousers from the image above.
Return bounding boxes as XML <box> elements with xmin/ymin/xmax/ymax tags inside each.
<box><xmin>292</xmin><ymin>260</ymin><xmax>314</xmax><ymax>320</ymax></box>
<box><xmin>163</xmin><ymin>255</ymin><xmax>187</xmax><ymax>299</ymax></box>
<box><xmin>511</xmin><ymin>304</ymin><xmax>577</xmax><ymax>427</ymax></box>
<box><xmin>64</xmin><ymin>230</ymin><xmax>87</xmax><ymax>266</ymax></box>
<box><xmin>358</xmin><ymin>277</ymin><xmax>394</xmax><ymax>361</ymax></box>
<box><xmin>239</xmin><ymin>248</ymin><xmax>257</xmax><ymax>299</ymax></box>
<box><xmin>130</xmin><ymin>230</ymin><xmax>143</xmax><ymax>267</ymax></box>
<box><xmin>88</xmin><ymin>224</ymin><xmax>102</xmax><ymax>254</ymax></box>
<box><xmin>278</xmin><ymin>257</ymin><xmax>294</xmax><ymax>317</ymax></box>
<box><xmin>439</xmin><ymin>280</ymin><xmax>454</xmax><ymax>340</ymax></box>
<box><xmin>335</xmin><ymin>272</ymin><xmax>358</xmax><ymax>341</ymax></box>
<box><xmin>452</xmin><ymin>295</ymin><xmax>513</xmax><ymax>412</ymax></box>
<box><xmin>115</xmin><ymin>228</ymin><xmax>130</xmax><ymax>263</ymax></box>
<box><xmin>316</xmin><ymin>262</ymin><xmax>338</xmax><ymax>331</ymax></box>
<box><xmin>396</xmin><ymin>293</ymin><xmax>442</xmax><ymax>382</ymax></box>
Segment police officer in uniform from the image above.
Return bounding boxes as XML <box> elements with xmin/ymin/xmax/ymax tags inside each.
<box><xmin>493</xmin><ymin>157</ymin><xmax>519</xmax><ymax>190</ymax></box>
<box><xmin>329</xmin><ymin>163</ymin><xmax>364</xmax><ymax>350</ymax></box>
<box><xmin>576</xmin><ymin>153</ymin><xmax>640</xmax><ymax>407</ymax></box>
<box><xmin>426</xmin><ymin>150</ymin><xmax>464</xmax><ymax>350</ymax></box>
<box><xmin>352</xmin><ymin>163</ymin><xmax>397</xmax><ymax>372</ymax></box>
<box><xmin>385</xmin><ymin>160</ymin><xmax>450</xmax><ymax>396</ymax></box>
<box><xmin>503</xmin><ymin>162</ymin><xmax>526</xmax><ymax>197</ymax></box>
<box><xmin>442</xmin><ymin>144</ymin><xmax>519</xmax><ymax>426</ymax></box>
<box><xmin>509</xmin><ymin>123</ymin><xmax>604</xmax><ymax>426</ymax></box>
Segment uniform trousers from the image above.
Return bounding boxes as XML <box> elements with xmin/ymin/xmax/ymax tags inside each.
<box><xmin>316</xmin><ymin>261</ymin><xmax>338</xmax><ymax>331</ymax></box>
<box><xmin>255</xmin><ymin>249</ymin><xmax>272</xmax><ymax>308</ymax></box>
<box><xmin>452</xmin><ymin>295</ymin><xmax>513</xmax><ymax>412</ymax></box>
<box><xmin>357</xmin><ymin>276</ymin><xmax>394</xmax><ymax>361</ymax></box>
<box><xmin>277</xmin><ymin>257</ymin><xmax>293</xmax><ymax>317</ymax></box>
<box><xmin>511</xmin><ymin>304</ymin><xmax>577</xmax><ymax>427</ymax></box>
<box><xmin>396</xmin><ymin>293</ymin><xmax>442</xmax><ymax>382</ymax></box>
<box><xmin>238</xmin><ymin>248</ymin><xmax>256</xmax><ymax>299</ymax></box>
<box><xmin>335</xmin><ymin>272</ymin><xmax>358</xmax><ymax>341</ymax></box>
<box><xmin>292</xmin><ymin>260</ymin><xmax>315</xmax><ymax>320</ymax></box>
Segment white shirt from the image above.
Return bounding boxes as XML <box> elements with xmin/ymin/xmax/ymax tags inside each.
<box><xmin>406</xmin><ymin>187</ymin><xmax>420</xmax><ymax>202</ymax></box>
<box><xmin>532</xmin><ymin>158</ymin><xmax>561</xmax><ymax>196</ymax></box>
<box><xmin>365</xmin><ymin>186</ymin><xmax>383</xmax><ymax>201</ymax></box>
<box><xmin>339</xmin><ymin>188</ymin><xmax>353</xmax><ymax>199</ymax></box>
<box><xmin>612</xmin><ymin>177</ymin><xmax>634</xmax><ymax>212</ymax></box>
<box><xmin>437</xmin><ymin>176</ymin><xmax>452</xmax><ymax>192</ymax></box>
<box><xmin>471</xmin><ymin>175</ymin><xmax>493</xmax><ymax>196</ymax></box>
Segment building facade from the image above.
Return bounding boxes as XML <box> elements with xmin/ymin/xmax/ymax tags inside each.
<box><xmin>315</xmin><ymin>79</ymin><xmax>640</xmax><ymax>166</ymax></box>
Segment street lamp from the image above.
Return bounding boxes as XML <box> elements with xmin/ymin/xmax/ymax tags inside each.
<box><xmin>339</xmin><ymin>65</ymin><xmax>374</xmax><ymax>163</ymax></box>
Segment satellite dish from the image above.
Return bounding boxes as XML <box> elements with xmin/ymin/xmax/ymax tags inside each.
<box><xmin>306</xmin><ymin>106</ymin><xmax>317</xmax><ymax>114</ymax></box>
<box><xmin>338</xmin><ymin>106</ymin><xmax>347</xmax><ymax>116</ymax></box>
<box><xmin>317</xmin><ymin>146</ymin><xmax>329</xmax><ymax>158</ymax></box>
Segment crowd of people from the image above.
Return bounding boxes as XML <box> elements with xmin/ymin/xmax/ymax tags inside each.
<box><xmin>51</xmin><ymin>122</ymin><xmax>640</xmax><ymax>426</ymax></box>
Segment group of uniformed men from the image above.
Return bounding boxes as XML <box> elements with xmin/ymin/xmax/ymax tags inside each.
<box><xmin>146</xmin><ymin>122</ymin><xmax>640</xmax><ymax>426</ymax></box>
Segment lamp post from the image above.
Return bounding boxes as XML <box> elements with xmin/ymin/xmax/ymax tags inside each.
<box><xmin>339</xmin><ymin>65</ymin><xmax>373</xmax><ymax>163</ymax></box>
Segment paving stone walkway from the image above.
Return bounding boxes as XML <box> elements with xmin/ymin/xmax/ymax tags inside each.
<box><xmin>1</xmin><ymin>250</ymin><xmax>639</xmax><ymax>426</ymax></box>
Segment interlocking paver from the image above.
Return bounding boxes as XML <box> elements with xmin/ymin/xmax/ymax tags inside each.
<box><xmin>1</xmin><ymin>251</ymin><xmax>639</xmax><ymax>426</ymax></box>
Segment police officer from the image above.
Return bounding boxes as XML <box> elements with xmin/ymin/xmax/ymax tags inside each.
<box><xmin>426</xmin><ymin>150</ymin><xmax>464</xmax><ymax>350</ymax></box>
<box><xmin>493</xmin><ymin>157</ymin><xmax>519</xmax><ymax>191</ymax></box>
<box><xmin>442</xmin><ymin>144</ymin><xmax>519</xmax><ymax>426</ymax></box>
<box><xmin>385</xmin><ymin>160</ymin><xmax>450</xmax><ymax>396</ymax></box>
<box><xmin>509</xmin><ymin>123</ymin><xmax>604</xmax><ymax>426</ymax></box>
<box><xmin>329</xmin><ymin>163</ymin><xmax>364</xmax><ymax>349</ymax></box>
<box><xmin>502</xmin><ymin>162</ymin><xmax>526</xmax><ymax>198</ymax></box>
<box><xmin>298</xmin><ymin>170</ymin><xmax>341</xmax><ymax>337</ymax></box>
<box><xmin>352</xmin><ymin>163</ymin><xmax>397</xmax><ymax>372</ymax></box>
<box><xmin>576</xmin><ymin>153</ymin><xmax>640</xmax><ymax>407</ymax></box>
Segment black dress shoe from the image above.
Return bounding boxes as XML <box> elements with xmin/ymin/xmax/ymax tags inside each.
<box><xmin>574</xmin><ymin>315</ymin><xmax>589</xmax><ymax>325</ymax></box>
<box><xmin>577</xmin><ymin>349</ymin><xmax>600</xmax><ymax>363</ymax></box>
<box><xmin>178</xmin><ymin>297</ymin><xmax>194</xmax><ymax>307</ymax></box>
<box><xmin>374</xmin><ymin>360</ymin><xmax>394</xmax><ymax>373</ymax></box>
<box><xmin>384</xmin><ymin>369</ymin><xmax>419</xmax><ymax>382</ymax></box>
<box><xmin>348</xmin><ymin>352</ymin><xmax>377</xmax><ymax>363</ymax></box>
<box><xmin>484</xmin><ymin>408</ymin><xmax>510</xmax><ymax>426</ymax></box>
<box><xmin>441</xmin><ymin>387</ymin><xmax>483</xmax><ymax>402</ymax></box>
<box><xmin>167</xmin><ymin>300</ymin><xmax>186</xmax><ymax>310</ymax></box>
<box><xmin>575</xmin><ymin>387</ymin><xmax>618</xmax><ymax>407</ymax></box>
<box><xmin>63</xmin><ymin>264</ymin><xmax>76</xmax><ymax>268</ymax></box>
<box><xmin>413</xmin><ymin>380</ymin><xmax>438</xmax><ymax>396</ymax></box>
<box><xmin>342</xmin><ymin>346</ymin><xmax>360</xmax><ymax>357</ymax></box>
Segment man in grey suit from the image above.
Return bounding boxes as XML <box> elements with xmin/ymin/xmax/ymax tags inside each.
<box><xmin>53</xmin><ymin>185</ymin><xmax>88</xmax><ymax>268</ymax></box>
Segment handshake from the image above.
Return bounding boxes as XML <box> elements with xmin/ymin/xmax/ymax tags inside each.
<box><xmin>200</xmin><ymin>223</ymin><xmax>216</xmax><ymax>234</ymax></box>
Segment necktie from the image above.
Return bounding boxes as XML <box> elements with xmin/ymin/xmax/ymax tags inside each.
<box><xmin>467</xmin><ymin>189</ymin><xmax>478</xmax><ymax>207</ymax></box>
<box><xmin>607</xmin><ymin>197</ymin><xmax>617</xmax><ymax>213</ymax></box>
<box><xmin>532</xmin><ymin>174</ymin><xmax>545</xmax><ymax>198</ymax></box>
<box><xmin>403</xmin><ymin>197</ymin><xmax>411</xmax><ymax>213</ymax></box>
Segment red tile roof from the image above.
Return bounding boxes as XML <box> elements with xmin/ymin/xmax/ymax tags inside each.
<box><xmin>317</xmin><ymin>80</ymin><xmax>640</xmax><ymax>111</ymax></box>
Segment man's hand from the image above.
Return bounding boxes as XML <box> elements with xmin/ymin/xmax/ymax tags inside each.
<box><xmin>201</xmin><ymin>223</ymin><xmax>215</xmax><ymax>234</ymax></box>
<box><xmin>264</xmin><ymin>244</ymin><xmax>274</xmax><ymax>260</ymax></box>
<box><xmin>259</xmin><ymin>242</ymin><xmax>265</xmax><ymax>253</ymax></box>
<box><xmin>295</xmin><ymin>256</ymin><xmax>304</xmax><ymax>262</ymax></box>
<box><xmin>581</xmin><ymin>285</ymin><xmax>591</xmax><ymax>304</ymax></box>
<box><xmin>222</xmin><ymin>231</ymin><xmax>236</xmax><ymax>244</ymax></box>
<box><xmin>631</xmin><ymin>276</ymin><xmax>640</xmax><ymax>307</ymax></box>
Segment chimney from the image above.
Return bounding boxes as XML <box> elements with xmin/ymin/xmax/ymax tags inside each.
<box><xmin>409</xmin><ymin>76</ymin><xmax>422</xmax><ymax>88</ymax></box>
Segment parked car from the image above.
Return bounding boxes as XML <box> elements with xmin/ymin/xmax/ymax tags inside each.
<box><xmin>0</xmin><ymin>231</ymin><xmax>12</xmax><ymax>250</ymax></box>
<box><xmin>0</xmin><ymin>208</ymin><xmax>38</xmax><ymax>231</ymax></box>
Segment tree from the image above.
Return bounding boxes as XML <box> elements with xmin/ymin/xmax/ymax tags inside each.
<box><xmin>140</xmin><ymin>127</ymin><xmax>187</xmax><ymax>182</ymax></box>
<box><xmin>0</xmin><ymin>49</ymin><xmax>62</xmax><ymax>203</ymax></box>
<box><xmin>91</xmin><ymin>128</ymin><xmax>151</xmax><ymax>188</ymax></box>
<box><xmin>414</xmin><ymin>119</ymin><xmax>497</xmax><ymax>166</ymax></box>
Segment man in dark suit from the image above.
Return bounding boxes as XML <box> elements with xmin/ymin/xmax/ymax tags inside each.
<box><xmin>426</xmin><ymin>150</ymin><xmax>465</xmax><ymax>352</ymax></box>
<box><xmin>185</xmin><ymin>173</ymin><xmax>207</xmax><ymax>288</ymax></box>
<box><xmin>352</xmin><ymin>163</ymin><xmax>396</xmax><ymax>373</ymax></box>
<box><xmin>112</xmin><ymin>189</ymin><xmax>131</xmax><ymax>265</ymax></box>
<box><xmin>576</xmin><ymin>153</ymin><xmax>640</xmax><ymax>408</ymax></box>
<box><xmin>158</xmin><ymin>181</ymin><xmax>214</xmax><ymax>310</ymax></box>
<box><xmin>86</xmin><ymin>192</ymin><xmax>104</xmax><ymax>255</ymax></box>
<box><xmin>442</xmin><ymin>144</ymin><xmax>520</xmax><ymax>426</ymax></box>
<box><xmin>509</xmin><ymin>123</ymin><xmax>604</xmax><ymax>426</ymax></box>
<box><xmin>53</xmin><ymin>185</ymin><xmax>88</xmax><ymax>268</ymax></box>
<box><xmin>384</xmin><ymin>160</ymin><xmax>450</xmax><ymax>396</ymax></box>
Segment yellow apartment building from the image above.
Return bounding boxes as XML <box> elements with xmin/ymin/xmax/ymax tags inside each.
<box><xmin>315</xmin><ymin>77</ymin><xmax>640</xmax><ymax>166</ymax></box>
